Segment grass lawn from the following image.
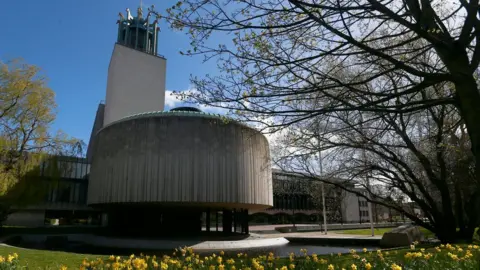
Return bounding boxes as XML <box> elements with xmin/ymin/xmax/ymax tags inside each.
<box><xmin>335</xmin><ymin>227</ymin><xmax>435</xmax><ymax>238</ymax></box>
<box><xmin>0</xmin><ymin>243</ymin><xmax>479</xmax><ymax>269</ymax></box>
<box><xmin>0</xmin><ymin>245</ymin><xmax>108</xmax><ymax>269</ymax></box>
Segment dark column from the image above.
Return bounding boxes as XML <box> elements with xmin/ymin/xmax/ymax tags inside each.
<box><xmin>107</xmin><ymin>207</ymin><xmax>163</xmax><ymax>237</ymax></box>
<box><xmin>240</xmin><ymin>208</ymin><xmax>245</xmax><ymax>234</ymax></box>
<box><xmin>244</xmin><ymin>209</ymin><xmax>249</xmax><ymax>234</ymax></box>
<box><xmin>240</xmin><ymin>209</ymin><xmax>248</xmax><ymax>234</ymax></box>
<box><xmin>216</xmin><ymin>212</ymin><xmax>219</xmax><ymax>231</ymax></box>
<box><xmin>161</xmin><ymin>210</ymin><xmax>202</xmax><ymax>236</ymax></box>
<box><xmin>222</xmin><ymin>209</ymin><xmax>233</xmax><ymax>234</ymax></box>
<box><xmin>206</xmin><ymin>208</ymin><xmax>211</xmax><ymax>232</ymax></box>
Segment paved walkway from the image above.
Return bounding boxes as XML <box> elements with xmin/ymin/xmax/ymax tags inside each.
<box><xmin>10</xmin><ymin>233</ymin><xmax>290</xmax><ymax>252</ymax></box>
<box><xmin>249</xmin><ymin>223</ymin><xmax>402</xmax><ymax>232</ymax></box>
<box><xmin>2</xmin><ymin>223</ymin><xmax>390</xmax><ymax>252</ymax></box>
<box><xmin>250</xmin><ymin>224</ymin><xmax>319</xmax><ymax>231</ymax></box>
<box><xmin>261</xmin><ymin>231</ymin><xmax>382</xmax><ymax>239</ymax></box>
<box><xmin>79</xmin><ymin>234</ymin><xmax>290</xmax><ymax>251</ymax></box>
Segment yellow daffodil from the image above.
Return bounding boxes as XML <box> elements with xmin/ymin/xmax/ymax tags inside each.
<box><xmin>447</xmin><ymin>252</ymin><xmax>459</xmax><ymax>261</ymax></box>
<box><xmin>365</xmin><ymin>263</ymin><xmax>372</xmax><ymax>270</ymax></box>
<box><xmin>391</xmin><ymin>263</ymin><xmax>402</xmax><ymax>270</ymax></box>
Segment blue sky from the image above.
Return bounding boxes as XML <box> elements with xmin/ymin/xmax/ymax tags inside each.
<box><xmin>1</xmin><ymin>0</ymin><xmax>224</xmax><ymax>144</ymax></box>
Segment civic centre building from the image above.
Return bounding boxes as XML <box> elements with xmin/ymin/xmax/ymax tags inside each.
<box><xmin>4</xmin><ymin>7</ymin><xmax>370</xmax><ymax>232</ymax></box>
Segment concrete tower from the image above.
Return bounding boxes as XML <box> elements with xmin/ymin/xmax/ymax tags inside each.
<box><xmin>103</xmin><ymin>6</ymin><xmax>166</xmax><ymax>126</ymax></box>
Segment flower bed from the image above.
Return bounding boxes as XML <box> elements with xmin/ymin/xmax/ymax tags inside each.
<box><xmin>1</xmin><ymin>243</ymin><xmax>479</xmax><ymax>269</ymax></box>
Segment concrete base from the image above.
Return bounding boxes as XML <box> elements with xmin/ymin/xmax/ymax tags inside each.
<box><xmin>380</xmin><ymin>225</ymin><xmax>425</xmax><ymax>248</ymax></box>
<box><xmin>276</xmin><ymin>227</ymin><xmax>298</xmax><ymax>233</ymax></box>
<box><xmin>86</xmin><ymin>235</ymin><xmax>289</xmax><ymax>251</ymax></box>
<box><xmin>5</xmin><ymin>234</ymin><xmax>289</xmax><ymax>252</ymax></box>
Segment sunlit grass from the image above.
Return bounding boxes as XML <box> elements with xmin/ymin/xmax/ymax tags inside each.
<box><xmin>1</xmin><ymin>242</ymin><xmax>479</xmax><ymax>269</ymax></box>
<box><xmin>335</xmin><ymin>227</ymin><xmax>435</xmax><ymax>238</ymax></box>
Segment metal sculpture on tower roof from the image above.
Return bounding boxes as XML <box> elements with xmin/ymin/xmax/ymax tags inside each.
<box><xmin>116</xmin><ymin>5</ymin><xmax>161</xmax><ymax>55</ymax></box>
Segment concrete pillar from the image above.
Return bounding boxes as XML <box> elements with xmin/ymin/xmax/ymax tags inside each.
<box><xmin>233</xmin><ymin>208</ymin><xmax>236</xmax><ymax>233</ymax></box>
<box><xmin>206</xmin><ymin>208</ymin><xmax>211</xmax><ymax>232</ymax></box>
<box><xmin>101</xmin><ymin>213</ymin><xmax>108</xmax><ymax>227</ymax></box>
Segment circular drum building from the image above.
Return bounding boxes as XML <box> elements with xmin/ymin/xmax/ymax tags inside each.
<box><xmin>87</xmin><ymin>108</ymin><xmax>273</xmax><ymax>236</ymax></box>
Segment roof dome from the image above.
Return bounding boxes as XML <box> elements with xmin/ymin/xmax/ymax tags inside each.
<box><xmin>170</xmin><ymin>106</ymin><xmax>203</xmax><ymax>112</ymax></box>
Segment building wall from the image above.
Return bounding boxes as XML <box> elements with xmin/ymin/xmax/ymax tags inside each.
<box><xmin>7</xmin><ymin>155</ymin><xmax>374</xmax><ymax>226</ymax></box>
<box><xmin>342</xmin><ymin>190</ymin><xmax>361</xmax><ymax>222</ymax></box>
<box><xmin>86</xmin><ymin>103</ymin><xmax>105</xmax><ymax>163</ymax></box>
<box><xmin>88</xmin><ymin>113</ymin><xmax>273</xmax><ymax>210</ymax></box>
<box><xmin>358</xmin><ymin>198</ymin><xmax>371</xmax><ymax>222</ymax></box>
<box><xmin>4</xmin><ymin>156</ymin><xmax>97</xmax><ymax>227</ymax></box>
<box><xmin>4</xmin><ymin>210</ymin><xmax>45</xmax><ymax>227</ymax></box>
<box><xmin>103</xmin><ymin>43</ymin><xmax>167</xmax><ymax>126</ymax></box>
<box><xmin>251</xmin><ymin>171</ymin><xmax>374</xmax><ymax>224</ymax></box>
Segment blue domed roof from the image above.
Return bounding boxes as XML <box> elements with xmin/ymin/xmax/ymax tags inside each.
<box><xmin>170</xmin><ymin>106</ymin><xmax>203</xmax><ymax>112</ymax></box>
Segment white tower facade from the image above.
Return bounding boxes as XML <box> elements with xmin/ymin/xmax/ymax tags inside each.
<box><xmin>104</xmin><ymin>44</ymin><xmax>166</xmax><ymax>126</ymax></box>
<box><xmin>103</xmin><ymin>6</ymin><xmax>166</xmax><ymax>126</ymax></box>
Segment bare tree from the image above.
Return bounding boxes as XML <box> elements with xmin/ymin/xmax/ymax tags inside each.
<box><xmin>160</xmin><ymin>0</ymin><xmax>480</xmax><ymax>242</ymax></box>
<box><xmin>273</xmin><ymin>79</ymin><xmax>477</xmax><ymax>242</ymax></box>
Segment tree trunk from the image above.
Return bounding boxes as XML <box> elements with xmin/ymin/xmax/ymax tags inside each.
<box><xmin>436</xmin><ymin>226</ymin><xmax>457</xmax><ymax>243</ymax></box>
<box><xmin>452</xmin><ymin>74</ymin><xmax>480</xmax><ymax>188</ymax></box>
<box><xmin>456</xmin><ymin>226</ymin><xmax>476</xmax><ymax>243</ymax></box>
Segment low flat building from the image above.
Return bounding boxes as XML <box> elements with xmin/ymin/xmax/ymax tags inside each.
<box><xmin>6</xmin><ymin>164</ymin><xmax>371</xmax><ymax>227</ymax></box>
